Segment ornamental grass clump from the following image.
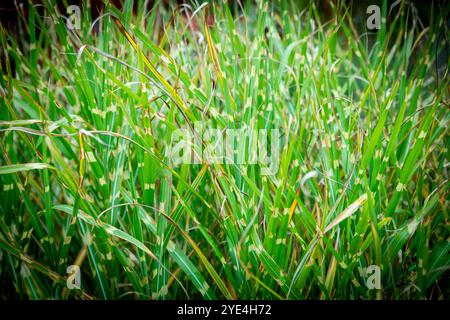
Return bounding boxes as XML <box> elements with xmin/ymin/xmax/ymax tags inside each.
<box><xmin>0</xmin><ymin>0</ymin><xmax>448</xmax><ymax>299</ymax></box>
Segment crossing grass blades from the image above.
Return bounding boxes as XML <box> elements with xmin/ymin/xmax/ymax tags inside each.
<box><xmin>0</xmin><ymin>0</ymin><xmax>449</xmax><ymax>299</ymax></box>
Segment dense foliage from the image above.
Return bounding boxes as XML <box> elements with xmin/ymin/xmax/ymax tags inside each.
<box><xmin>0</xmin><ymin>0</ymin><xmax>448</xmax><ymax>299</ymax></box>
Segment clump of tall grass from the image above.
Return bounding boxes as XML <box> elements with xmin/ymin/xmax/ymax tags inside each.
<box><xmin>0</xmin><ymin>0</ymin><xmax>448</xmax><ymax>299</ymax></box>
